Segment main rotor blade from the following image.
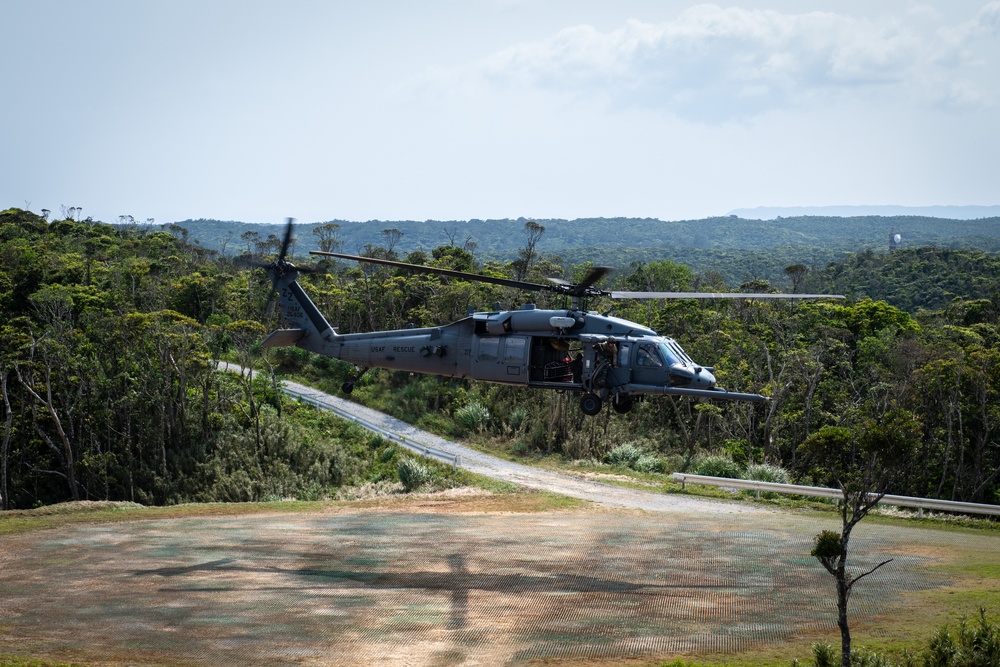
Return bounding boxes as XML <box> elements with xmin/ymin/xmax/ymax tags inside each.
<box><xmin>310</xmin><ymin>251</ymin><xmax>555</xmax><ymax>292</ymax></box>
<box><xmin>234</xmin><ymin>256</ymin><xmax>270</xmax><ymax>270</ymax></box>
<box><xmin>610</xmin><ymin>291</ymin><xmax>845</xmax><ymax>300</ymax></box>
<box><xmin>576</xmin><ymin>266</ymin><xmax>614</xmax><ymax>292</ymax></box>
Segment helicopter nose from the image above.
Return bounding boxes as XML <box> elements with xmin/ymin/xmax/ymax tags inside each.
<box><xmin>668</xmin><ymin>364</ymin><xmax>716</xmax><ymax>389</ymax></box>
<box><xmin>692</xmin><ymin>367</ymin><xmax>716</xmax><ymax>389</ymax></box>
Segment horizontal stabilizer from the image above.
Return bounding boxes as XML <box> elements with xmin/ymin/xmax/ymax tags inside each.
<box><xmin>261</xmin><ymin>329</ymin><xmax>307</xmax><ymax>349</ymax></box>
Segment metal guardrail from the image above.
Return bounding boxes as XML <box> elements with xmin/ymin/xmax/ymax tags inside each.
<box><xmin>283</xmin><ymin>387</ymin><xmax>462</xmax><ymax>469</ymax></box>
<box><xmin>671</xmin><ymin>473</ymin><xmax>1000</xmax><ymax>518</ymax></box>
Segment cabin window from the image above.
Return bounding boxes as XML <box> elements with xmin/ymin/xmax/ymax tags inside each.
<box><xmin>504</xmin><ymin>336</ymin><xmax>527</xmax><ymax>363</ymax></box>
<box><xmin>636</xmin><ymin>343</ymin><xmax>664</xmax><ymax>367</ymax></box>
<box><xmin>618</xmin><ymin>343</ymin><xmax>631</xmax><ymax>367</ymax></box>
<box><xmin>479</xmin><ymin>337</ymin><xmax>500</xmax><ymax>361</ymax></box>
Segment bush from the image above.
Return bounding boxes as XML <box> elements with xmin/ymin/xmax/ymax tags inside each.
<box><xmin>722</xmin><ymin>437</ymin><xmax>762</xmax><ymax>466</ymax></box>
<box><xmin>511</xmin><ymin>441</ymin><xmax>532</xmax><ymax>456</ymax></box>
<box><xmin>924</xmin><ymin>609</ymin><xmax>1000</xmax><ymax>667</ymax></box>
<box><xmin>379</xmin><ymin>444</ymin><xmax>398</xmax><ymax>463</ymax></box>
<box><xmin>605</xmin><ymin>443</ymin><xmax>644</xmax><ymax>467</ymax></box>
<box><xmin>745</xmin><ymin>462</ymin><xmax>791</xmax><ymax>484</ymax></box>
<box><xmin>455</xmin><ymin>401</ymin><xmax>490</xmax><ymax>432</ymax></box>
<box><xmin>633</xmin><ymin>453</ymin><xmax>666</xmax><ymax>474</ymax></box>
<box><xmin>694</xmin><ymin>454</ymin><xmax>742</xmax><ymax>479</ymax></box>
<box><xmin>507</xmin><ymin>406</ymin><xmax>530</xmax><ymax>432</ymax></box>
<box><xmin>397</xmin><ymin>458</ymin><xmax>430</xmax><ymax>492</ymax></box>
<box><xmin>810</xmin><ymin>642</ymin><xmax>837</xmax><ymax>667</ymax></box>
<box><xmin>794</xmin><ymin>609</ymin><xmax>999</xmax><ymax>666</ymax></box>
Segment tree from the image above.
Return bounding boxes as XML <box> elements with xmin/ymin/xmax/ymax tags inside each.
<box><xmin>784</xmin><ymin>263</ymin><xmax>808</xmax><ymax>293</ymax></box>
<box><xmin>1</xmin><ymin>369</ymin><xmax>12</xmax><ymax>510</ymax></box>
<box><xmin>313</xmin><ymin>223</ymin><xmax>343</xmax><ymax>254</ymax></box>
<box><xmin>802</xmin><ymin>410</ymin><xmax>920</xmax><ymax>667</ymax></box>
<box><xmin>381</xmin><ymin>228</ymin><xmax>403</xmax><ymax>257</ymax></box>
<box><xmin>511</xmin><ymin>221</ymin><xmax>544</xmax><ymax>281</ymax></box>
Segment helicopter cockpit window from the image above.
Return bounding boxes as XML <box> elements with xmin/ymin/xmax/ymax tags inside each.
<box><xmin>636</xmin><ymin>343</ymin><xmax>664</xmax><ymax>367</ymax></box>
<box><xmin>666</xmin><ymin>340</ymin><xmax>692</xmax><ymax>364</ymax></box>
<box><xmin>658</xmin><ymin>343</ymin><xmax>680</xmax><ymax>366</ymax></box>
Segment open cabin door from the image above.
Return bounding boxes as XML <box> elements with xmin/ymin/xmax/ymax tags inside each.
<box><xmin>527</xmin><ymin>337</ymin><xmax>580</xmax><ymax>387</ymax></box>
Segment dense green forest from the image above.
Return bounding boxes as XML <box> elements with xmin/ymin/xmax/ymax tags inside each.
<box><xmin>0</xmin><ymin>209</ymin><xmax>460</xmax><ymax>509</ymax></box>
<box><xmin>168</xmin><ymin>214</ymin><xmax>1000</xmax><ymax>284</ymax></box>
<box><xmin>2</xmin><ymin>208</ymin><xmax>999</xmax><ymax>510</ymax></box>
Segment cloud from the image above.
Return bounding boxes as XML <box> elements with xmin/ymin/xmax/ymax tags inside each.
<box><xmin>408</xmin><ymin>3</ymin><xmax>999</xmax><ymax>121</ymax></box>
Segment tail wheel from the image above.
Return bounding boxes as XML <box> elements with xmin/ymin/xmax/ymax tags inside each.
<box><xmin>580</xmin><ymin>393</ymin><xmax>603</xmax><ymax>416</ymax></box>
<box><xmin>612</xmin><ymin>394</ymin><xmax>634</xmax><ymax>414</ymax></box>
<box><xmin>341</xmin><ymin>382</ymin><xmax>355</xmax><ymax>394</ymax></box>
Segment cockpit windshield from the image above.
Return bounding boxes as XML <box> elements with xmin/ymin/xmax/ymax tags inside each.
<box><xmin>662</xmin><ymin>338</ymin><xmax>694</xmax><ymax>365</ymax></box>
<box><xmin>636</xmin><ymin>338</ymin><xmax>695</xmax><ymax>368</ymax></box>
<box><xmin>658</xmin><ymin>343</ymin><xmax>679</xmax><ymax>365</ymax></box>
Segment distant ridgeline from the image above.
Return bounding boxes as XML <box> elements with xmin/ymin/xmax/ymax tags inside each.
<box><xmin>169</xmin><ymin>215</ymin><xmax>1000</xmax><ymax>289</ymax></box>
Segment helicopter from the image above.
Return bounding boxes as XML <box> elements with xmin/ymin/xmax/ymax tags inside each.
<box><xmin>250</xmin><ymin>220</ymin><xmax>843</xmax><ymax>416</ymax></box>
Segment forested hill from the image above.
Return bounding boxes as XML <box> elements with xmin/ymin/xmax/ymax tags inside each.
<box><xmin>808</xmin><ymin>247</ymin><xmax>1000</xmax><ymax>313</ymax></box>
<box><xmin>169</xmin><ymin>215</ymin><xmax>1000</xmax><ymax>304</ymax></box>
<box><xmin>169</xmin><ymin>215</ymin><xmax>1000</xmax><ymax>261</ymax></box>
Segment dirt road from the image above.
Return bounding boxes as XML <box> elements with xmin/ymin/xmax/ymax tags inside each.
<box><xmin>218</xmin><ymin>362</ymin><xmax>764</xmax><ymax>516</ymax></box>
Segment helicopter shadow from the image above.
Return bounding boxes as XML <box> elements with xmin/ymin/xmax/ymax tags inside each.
<box><xmin>135</xmin><ymin>553</ymin><xmax>733</xmax><ymax>632</ymax></box>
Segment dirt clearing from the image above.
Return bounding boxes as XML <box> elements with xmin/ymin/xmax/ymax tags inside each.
<box><xmin>3</xmin><ymin>499</ymin><xmax>994</xmax><ymax>667</ymax></box>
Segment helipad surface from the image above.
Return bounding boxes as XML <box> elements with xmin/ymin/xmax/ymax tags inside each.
<box><xmin>0</xmin><ymin>507</ymin><xmax>978</xmax><ymax>666</ymax></box>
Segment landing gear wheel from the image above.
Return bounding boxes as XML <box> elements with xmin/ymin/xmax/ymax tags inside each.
<box><xmin>612</xmin><ymin>394</ymin><xmax>635</xmax><ymax>414</ymax></box>
<box><xmin>580</xmin><ymin>393</ymin><xmax>603</xmax><ymax>416</ymax></box>
<box><xmin>341</xmin><ymin>382</ymin><xmax>355</xmax><ymax>394</ymax></box>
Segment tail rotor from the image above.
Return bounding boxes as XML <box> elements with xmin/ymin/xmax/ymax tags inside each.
<box><xmin>236</xmin><ymin>217</ymin><xmax>321</xmax><ymax>316</ymax></box>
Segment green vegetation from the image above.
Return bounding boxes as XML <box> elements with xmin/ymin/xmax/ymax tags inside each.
<box><xmin>791</xmin><ymin>609</ymin><xmax>1000</xmax><ymax>667</ymax></box>
<box><xmin>3</xmin><ymin>206</ymin><xmax>1000</xmax><ymax>514</ymax></box>
<box><xmin>397</xmin><ymin>457</ymin><xmax>430</xmax><ymax>491</ymax></box>
<box><xmin>0</xmin><ymin>208</ymin><xmax>478</xmax><ymax>509</ymax></box>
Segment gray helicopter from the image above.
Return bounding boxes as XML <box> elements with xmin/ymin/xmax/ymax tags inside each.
<box><xmin>253</xmin><ymin>220</ymin><xmax>842</xmax><ymax>415</ymax></box>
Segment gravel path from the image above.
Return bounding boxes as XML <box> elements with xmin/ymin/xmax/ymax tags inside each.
<box><xmin>220</xmin><ymin>362</ymin><xmax>765</xmax><ymax>515</ymax></box>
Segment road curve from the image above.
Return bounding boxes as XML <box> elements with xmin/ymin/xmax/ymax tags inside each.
<box><xmin>218</xmin><ymin>362</ymin><xmax>765</xmax><ymax>515</ymax></box>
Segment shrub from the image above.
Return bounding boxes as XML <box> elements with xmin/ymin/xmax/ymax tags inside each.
<box><xmin>811</xmin><ymin>643</ymin><xmax>837</xmax><ymax>667</ymax></box>
<box><xmin>694</xmin><ymin>454</ymin><xmax>742</xmax><ymax>479</ymax></box>
<box><xmin>605</xmin><ymin>443</ymin><xmax>644</xmax><ymax>467</ymax></box>
<box><xmin>722</xmin><ymin>437</ymin><xmax>762</xmax><ymax>466</ymax></box>
<box><xmin>924</xmin><ymin>609</ymin><xmax>1000</xmax><ymax>667</ymax></box>
<box><xmin>397</xmin><ymin>458</ymin><xmax>429</xmax><ymax>492</ymax></box>
<box><xmin>379</xmin><ymin>444</ymin><xmax>398</xmax><ymax>463</ymax></box>
<box><xmin>507</xmin><ymin>406</ymin><xmax>530</xmax><ymax>432</ymax></box>
<box><xmin>455</xmin><ymin>401</ymin><xmax>490</xmax><ymax>432</ymax></box>
<box><xmin>511</xmin><ymin>441</ymin><xmax>532</xmax><ymax>456</ymax></box>
<box><xmin>745</xmin><ymin>462</ymin><xmax>791</xmax><ymax>484</ymax></box>
<box><xmin>632</xmin><ymin>454</ymin><xmax>666</xmax><ymax>474</ymax></box>
<box><xmin>295</xmin><ymin>481</ymin><xmax>325</xmax><ymax>502</ymax></box>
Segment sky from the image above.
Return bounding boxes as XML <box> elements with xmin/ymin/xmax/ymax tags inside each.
<box><xmin>2</xmin><ymin>1</ymin><xmax>999</xmax><ymax>225</ymax></box>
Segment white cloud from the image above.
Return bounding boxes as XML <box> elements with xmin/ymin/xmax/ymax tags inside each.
<box><xmin>407</xmin><ymin>3</ymin><xmax>999</xmax><ymax>121</ymax></box>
